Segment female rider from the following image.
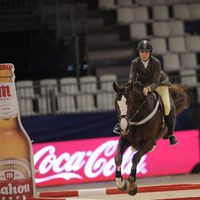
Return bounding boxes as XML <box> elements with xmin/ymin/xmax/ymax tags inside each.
<box><xmin>114</xmin><ymin>39</ymin><xmax>177</xmax><ymax>146</ymax></box>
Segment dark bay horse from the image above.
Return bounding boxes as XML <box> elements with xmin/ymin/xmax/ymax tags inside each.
<box><xmin>113</xmin><ymin>81</ymin><xmax>190</xmax><ymax>196</ymax></box>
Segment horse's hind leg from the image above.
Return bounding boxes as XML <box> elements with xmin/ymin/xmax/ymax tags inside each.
<box><xmin>128</xmin><ymin>139</ymin><xmax>154</xmax><ymax>196</ymax></box>
<box><xmin>115</xmin><ymin>136</ymin><xmax>130</xmax><ymax>191</ymax></box>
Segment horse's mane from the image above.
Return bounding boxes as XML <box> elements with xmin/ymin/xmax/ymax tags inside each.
<box><xmin>124</xmin><ymin>81</ymin><xmax>144</xmax><ymax>96</ymax></box>
<box><xmin>128</xmin><ymin>81</ymin><xmax>144</xmax><ymax>87</ymax></box>
<box><xmin>124</xmin><ymin>81</ymin><xmax>144</xmax><ymax>91</ymax></box>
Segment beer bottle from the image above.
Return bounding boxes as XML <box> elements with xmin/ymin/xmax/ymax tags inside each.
<box><xmin>0</xmin><ymin>64</ymin><xmax>36</xmax><ymax>199</ymax></box>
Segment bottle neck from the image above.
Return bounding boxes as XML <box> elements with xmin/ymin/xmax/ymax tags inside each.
<box><xmin>0</xmin><ymin>75</ymin><xmax>19</xmax><ymax>120</ymax></box>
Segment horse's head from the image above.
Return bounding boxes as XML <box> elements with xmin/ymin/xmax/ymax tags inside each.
<box><xmin>113</xmin><ymin>81</ymin><xmax>147</xmax><ymax>133</ymax></box>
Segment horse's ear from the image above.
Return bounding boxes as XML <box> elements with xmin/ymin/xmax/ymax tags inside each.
<box><xmin>113</xmin><ymin>81</ymin><xmax>119</xmax><ymax>92</ymax></box>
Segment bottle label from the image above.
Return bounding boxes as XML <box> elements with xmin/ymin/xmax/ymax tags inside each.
<box><xmin>0</xmin><ymin>83</ymin><xmax>18</xmax><ymax>119</ymax></box>
<box><xmin>0</xmin><ymin>159</ymin><xmax>33</xmax><ymax>200</ymax></box>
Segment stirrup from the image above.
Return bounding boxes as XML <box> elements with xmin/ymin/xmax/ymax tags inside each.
<box><xmin>113</xmin><ymin>129</ymin><xmax>121</xmax><ymax>135</ymax></box>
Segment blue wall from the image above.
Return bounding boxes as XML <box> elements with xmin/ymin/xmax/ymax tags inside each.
<box><xmin>21</xmin><ymin>106</ymin><xmax>197</xmax><ymax>144</ymax></box>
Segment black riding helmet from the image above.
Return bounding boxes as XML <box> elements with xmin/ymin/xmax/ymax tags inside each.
<box><xmin>137</xmin><ymin>40</ymin><xmax>153</xmax><ymax>52</ymax></box>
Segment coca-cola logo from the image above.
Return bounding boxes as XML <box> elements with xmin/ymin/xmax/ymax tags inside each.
<box><xmin>34</xmin><ymin>140</ymin><xmax>147</xmax><ymax>184</ymax></box>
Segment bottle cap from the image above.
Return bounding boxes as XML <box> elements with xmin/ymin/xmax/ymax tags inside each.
<box><xmin>0</xmin><ymin>63</ymin><xmax>14</xmax><ymax>70</ymax></box>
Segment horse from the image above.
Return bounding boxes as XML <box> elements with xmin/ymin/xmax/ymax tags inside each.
<box><xmin>112</xmin><ymin>81</ymin><xmax>191</xmax><ymax>196</ymax></box>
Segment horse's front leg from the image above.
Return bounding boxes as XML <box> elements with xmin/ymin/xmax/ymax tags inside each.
<box><xmin>115</xmin><ymin>136</ymin><xmax>130</xmax><ymax>191</ymax></box>
<box><xmin>128</xmin><ymin>139</ymin><xmax>154</xmax><ymax>196</ymax></box>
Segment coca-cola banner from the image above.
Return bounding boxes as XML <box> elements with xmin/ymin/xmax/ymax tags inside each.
<box><xmin>33</xmin><ymin>130</ymin><xmax>199</xmax><ymax>187</ymax></box>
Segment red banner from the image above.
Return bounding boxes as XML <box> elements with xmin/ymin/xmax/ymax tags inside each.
<box><xmin>33</xmin><ymin>130</ymin><xmax>200</xmax><ymax>187</ymax></box>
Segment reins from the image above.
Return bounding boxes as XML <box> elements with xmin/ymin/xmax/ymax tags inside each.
<box><xmin>129</xmin><ymin>97</ymin><xmax>147</xmax><ymax>121</ymax></box>
<box><xmin>119</xmin><ymin>93</ymin><xmax>159</xmax><ymax>127</ymax></box>
<box><xmin>129</xmin><ymin>97</ymin><xmax>159</xmax><ymax>126</ymax></box>
<box><xmin>129</xmin><ymin>92</ymin><xmax>159</xmax><ymax>126</ymax></box>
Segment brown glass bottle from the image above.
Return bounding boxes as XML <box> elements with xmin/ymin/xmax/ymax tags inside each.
<box><xmin>0</xmin><ymin>64</ymin><xmax>36</xmax><ymax>199</ymax></box>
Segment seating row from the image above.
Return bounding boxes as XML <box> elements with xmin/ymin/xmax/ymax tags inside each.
<box><xmin>15</xmin><ymin>74</ymin><xmax>118</xmax><ymax>116</ymax></box>
<box><xmin>17</xmin><ymin>91</ymin><xmax>116</xmax><ymax>116</ymax></box>
<box><xmin>151</xmin><ymin>36</ymin><xmax>200</xmax><ymax>55</ymax></box>
<box><xmin>16</xmin><ymin>71</ymin><xmax>200</xmax><ymax>116</ymax></box>
<box><xmin>99</xmin><ymin>1</ymin><xmax>200</xmax><ymax>21</ymax></box>
<box><xmin>100</xmin><ymin>0</ymin><xmax>195</xmax><ymax>8</ymax></box>
<box><xmin>130</xmin><ymin>22</ymin><xmax>200</xmax><ymax>41</ymax></box>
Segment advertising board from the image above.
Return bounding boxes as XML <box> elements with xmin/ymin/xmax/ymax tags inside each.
<box><xmin>34</xmin><ymin>130</ymin><xmax>199</xmax><ymax>187</ymax></box>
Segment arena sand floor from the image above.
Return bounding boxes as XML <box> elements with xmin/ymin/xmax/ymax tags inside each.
<box><xmin>36</xmin><ymin>174</ymin><xmax>200</xmax><ymax>200</ymax></box>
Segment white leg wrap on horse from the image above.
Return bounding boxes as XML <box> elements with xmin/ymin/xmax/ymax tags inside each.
<box><xmin>116</xmin><ymin>177</ymin><xmax>125</xmax><ymax>188</ymax></box>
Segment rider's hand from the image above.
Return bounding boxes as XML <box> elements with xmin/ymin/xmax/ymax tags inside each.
<box><xmin>143</xmin><ymin>87</ymin><xmax>149</xmax><ymax>96</ymax></box>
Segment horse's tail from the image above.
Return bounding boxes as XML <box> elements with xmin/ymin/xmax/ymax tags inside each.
<box><xmin>169</xmin><ymin>83</ymin><xmax>191</xmax><ymax>115</ymax></box>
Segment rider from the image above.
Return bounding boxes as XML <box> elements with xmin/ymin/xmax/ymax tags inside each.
<box><xmin>113</xmin><ymin>39</ymin><xmax>177</xmax><ymax>145</ymax></box>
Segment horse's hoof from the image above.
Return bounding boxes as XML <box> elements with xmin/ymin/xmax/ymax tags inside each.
<box><xmin>128</xmin><ymin>182</ymin><xmax>137</xmax><ymax>196</ymax></box>
<box><xmin>117</xmin><ymin>180</ymin><xmax>128</xmax><ymax>192</ymax></box>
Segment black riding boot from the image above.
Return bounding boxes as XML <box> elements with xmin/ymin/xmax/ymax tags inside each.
<box><xmin>113</xmin><ymin>123</ymin><xmax>121</xmax><ymax>134</ymax></box>
<box><xmin>164</xmin><ymin>113</ymin><xmax>178</xmax><ymax>145</ymax></box>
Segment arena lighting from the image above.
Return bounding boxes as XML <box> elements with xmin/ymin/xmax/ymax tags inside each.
<box><xmin>33</xmin><ymin>130</ymin><xmax>199</xmax><ymax>187</ymax></box>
